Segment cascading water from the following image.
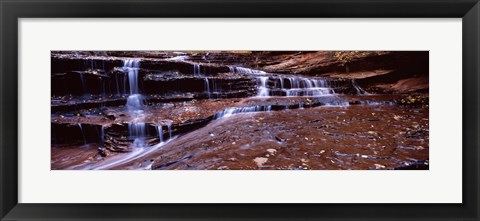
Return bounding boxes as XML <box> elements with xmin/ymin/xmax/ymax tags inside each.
<box><xmin>214</xmin><ymin>105</ymin><xmax>272</xmax><ymax>119</ymax></box>
<box><xmin>255</xmin><ymin>75</ymin><xmax>335</xmax><ymax>97</ymax></box>
<box><xmin>79</xmin><ymin>73</ymin><xmax>87</xmax><ymax>94</ymax></box>
<box><xmin>351</xmin><ymin>79</ymin><xmax>370</xmax><ymax>95</ymax></box>
<box><xmin>78</xmin><ymin>124</ymin><xmax>87</xmax><ymax>145</ymax></box>
<box><xmin>154</xmin><ymin>121</ymin><xmax>173</xmax><ymax>145</ymax></box>
<box><xmin>126</xmin><ymin>94</ymin><xmax>143</xmax><ymax>111</ymax></box>
<box><xmin>129</xmin><ymin>122</ymin><xmax>146</xmax><ymax>147</ymax></box>
<box><xmin>116</xmin><ymin>75</ymin><xmax>120</xmax><ymax>95</ymax></box>
<box><xmin>100</xmin><ymin>126</ymin><xmax>105</xmax><ymax>145</ymax></box>
<box><xmin>90</xmin><ymin>58</ymin><xmax>95</xmax><ymax>70</ymax></box>
<box><xmin>123</xmin><ymin>59</ymin><xmax>147</xmax><ymax>147</ymax></box>
<box><xmin>228</xmin><ymin>66</ymin><xmax>335</xmax><ymax>97</ymax></box>
<box><xmin>204</xmin><ymin>78</ymin><xmax>211</xmax><ymax>98</ymax></box>
<box><xmin>166</xmin><ymin>55</ymin><xmax>188</xmax><ymax>61</ymax></box>
<box><xmin>156</xmin><ymin>125</ymin><xmax>164</xmax><ymax>143</ymax></box>
<box><xmin>229</xmin><ymin>66</ymin><xmax>266</xmax><ymax>75</ymax></box>
<box><xmin>277</xmin><ymin>76</ymin><xmax>285</xmax><ymax>89</ymax></box>
<box><xmin>166</xmin><ymin>120</ymin><xmax>173</xmax><ymax>139</ymax></box>
<box><xmin>283</xmin><ymin>77</ymin><xmax>334</xmax><ymax>96</ymax></box>
<box><xmin>257</xmin><ymin>77</ymin><xmax>270</xmax><ymax>97</ymax></box>
<box><xmin>194</xmin><ymin>64</ymin><xmax>201</xmax><ymax>76</ymax></box>
<box><xmin>125</xmin><ymin>59</ymin><xmax>141</xmax><ymax>94</ymax></box>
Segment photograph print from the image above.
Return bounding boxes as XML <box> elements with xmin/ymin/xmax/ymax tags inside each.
<box><xmin>51</xmin><ymin>51</ymin><xmax>429</xmax><ymax>170</ymax></box>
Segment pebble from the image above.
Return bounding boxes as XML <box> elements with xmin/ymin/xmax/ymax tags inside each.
<box><xmin>217</xmin><ymin>166</ymin><xmax>229</xmax><ymax>170</ymax></box>
<box><xmin>253</xmin><ymin>157</ymin><xmax>268</xmax><ymax>166</ymax></box>
<box><xmin>267</xmin><ymin>149</ymin><xmax>277</xmax><ymax>155</ymax></box>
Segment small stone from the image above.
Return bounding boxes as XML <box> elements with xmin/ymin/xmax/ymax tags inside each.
<box><xmin>414</xmin><ymin>146</ymin><xmax>425</xmax><ymax>150</ymax></box>
<box><xmin>374</xmin><ymin>164</ymin><xmax>386</xmax><ymax>169</ymax></box>
<box><xmin>253</xmin><ymin>157</ymin><xmax>268</xmax><ymax>166</ymax></box>
<box><xmin>267</xmin><ymin>149</ymin><xmax>277</xmax><ymax>155</ymax></box>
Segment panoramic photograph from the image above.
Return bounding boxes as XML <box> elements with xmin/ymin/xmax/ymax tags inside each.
<box><xmin>51</xmin><ymin>51</ymin><xmax>429</xmax><ymax>170</ymax></box>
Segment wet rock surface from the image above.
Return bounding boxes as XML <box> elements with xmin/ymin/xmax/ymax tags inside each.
<box><xmin>150</xmin><ymin>105</ymin><xmax>428</xmax><ymax>170</ymax></box>
<box><xmin>51</xmin><ymin>51</ymin><xmax>428</xmax><ymax>170</ymax></box>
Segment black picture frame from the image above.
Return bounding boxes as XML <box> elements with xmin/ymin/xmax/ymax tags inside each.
<box><xmin>1</xmin><ymin>0</ymin><xmax>479</xmax><ymax>220</ymax></box>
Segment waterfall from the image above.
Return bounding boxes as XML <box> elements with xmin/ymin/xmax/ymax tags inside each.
<box><xmin>351</xmin><ymin>79</ymin><xmax>370</xmax><ymax>95</ymax></box>
<box><xmin>90</xmin><ymin>58</ymin><xmax>95</xmax><ymax>70</ymax></box>
<box><xmin>123</xmin><ymin>74</ymin><xmax>128</xmax><ymax>95</ymax></box>
<box><xmin>194</xmin><ymin>64</ymin><xmax>201</xmax><ymax>76</ymax></box>
<box><xmin>257</xmin><ymin>77</ymin><xmax>270</xmax><ymax>97</ymax></box>
<box><xmin>278</xmin><ymin>76</ymin><xmax>284</xmax><ymax>89</ymax></box>
<box><xmin>124</xmin><ymin>59</ymin><xmax>141</xmax><ymax>94</ymax></box>
<box><xmin>273</xmin><ymin>76</ymin><xmax>335</xmax><ymax>97</ymax></box>
<box><xmin>255</xmin><ymin>75</ymin><xmax>335</xmax><ymax>97</ymax></box>
<box><xmin>100</xmin><ymin>126</ymin><xmax>105</xmax><ymax>146</ymax></box>
<box><xmin>123</xmin><ymin>58</ymin><xmax>174</xmax><ymax>148</ymax></box>
<box><xmin>204</xmin><ymin>78</ymin><xmax>211</xmax><ymax>98</ymax></box>
<box><xmin>128</xmin><ymin>122</ymin><xmax>146</xmax><ymax>147</ymax></box>
<box><xmin>229</xmin><ymin>66</ymin><xmax>266</xmax><ymax>75</ymax></box>
<box><xmin>126</xmin><ymin>94</ymin><xmax>143</xmax><ymax>111</ymax></box>
<box><xmin>214</xmin><ymin>105</ymin><xmax>272</xmax><ymax>119</ymax></box>
<box><xmin>166</xmin><ymin>120</ymin><xmax>173</xmax><ymax>139</ymax></box>
<box><xmin>123</xmin><ymin>59</ymin><xmax>148</xmax><ymax>147</ymax></box>
<box><xmin>285</xmin><ymin>77</ymin><xmax>328</xmax><ymax>88</ymax></box>
<box><xmin>79</xmin><ymin>73</ymin><xmax>87</xmax><ymax>94</ymax></box>
<box><xmin>156</xmin><ymin>125</ymin><xmax>164</xmax><ymax>143</ymax></box>
<box><xmin>78</xmin><ymin>124</ymin><xmax>87</xmax><ymax>145</ymax></box>
<box><xmin>114</xmin><ymin>73</ymin><xmax>121</xmax><ymax>96</ymax></box>
<box><xmin>166</xmin><ymin>55</ymin><xmax>188</xmax><ymax>61</ymax></box>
